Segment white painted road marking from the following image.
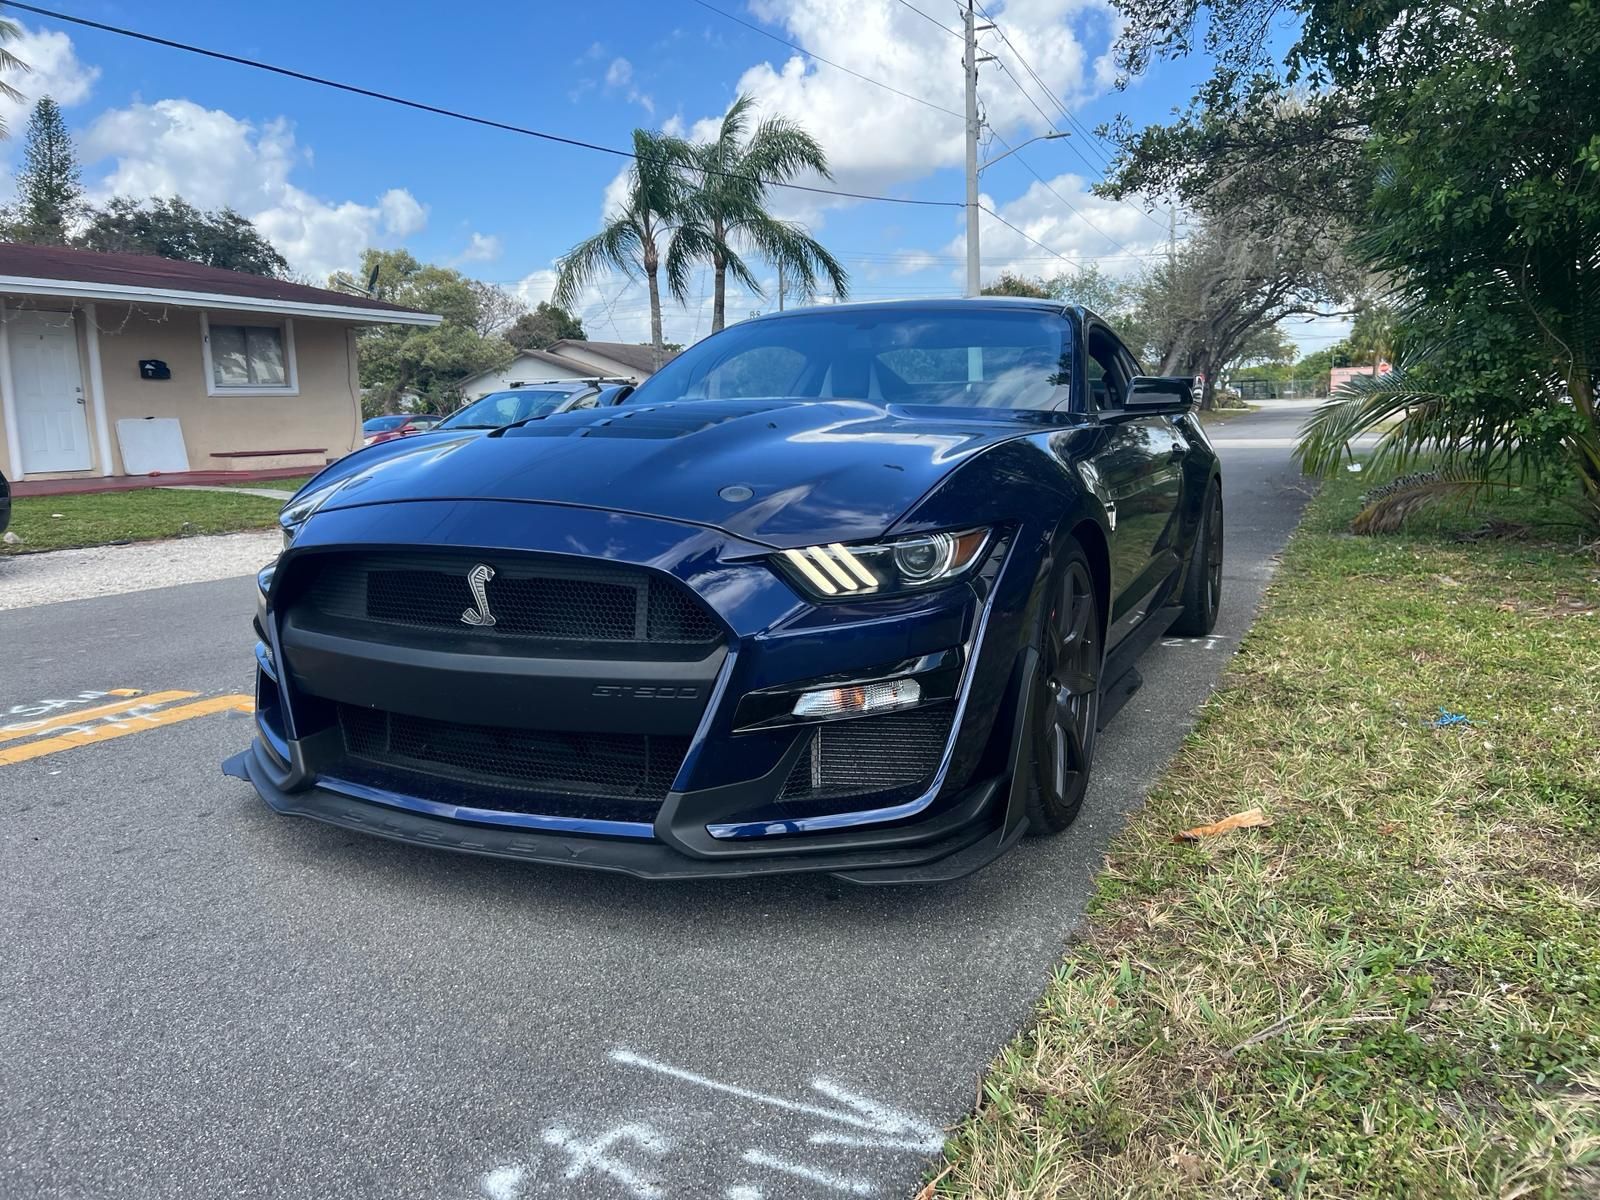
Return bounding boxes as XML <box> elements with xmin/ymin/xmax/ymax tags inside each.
<box><xmin>541</xmin><ymin>1123</ymin><xmax>671</xmax><ymax>1199</ymax></box>
<box><xmin>610</xmin><ymin>1048</ymin><xmax>943</xmax><ymax>1152</ymax></box>
<box><xmin>741</xmin><ymin>1148</ymin><xmax>873</xmax><ymax>1195</ymax></box>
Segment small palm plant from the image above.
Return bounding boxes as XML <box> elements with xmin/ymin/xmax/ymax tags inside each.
<box><xmin>554</xmin><ymin>129</ymin><xmax>697</xmax><ymax>371</ymax></box>
<box><xmin>672</xmin><ymin>94</ymin><xmax>848</xmax><ymax>331</ymax></box>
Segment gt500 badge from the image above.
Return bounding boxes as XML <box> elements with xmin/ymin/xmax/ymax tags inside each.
<box><xmin>591</xmin><ymin>685</ymin><xmax>701</xmax><ymax>700</ymax></box>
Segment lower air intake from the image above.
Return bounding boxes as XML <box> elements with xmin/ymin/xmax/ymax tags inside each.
<box><xmin>337</xmin><ymin>704</ymin><xmax>688</xmax><ymax>802</ymax></box>
<box><xmin>780</xmin><ymin>703</ymin><xmax>954</xmax><ymax>803</ymax></box>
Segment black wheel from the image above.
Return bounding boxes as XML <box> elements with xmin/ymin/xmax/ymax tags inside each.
<box><xmin>1170</xmin><ymin>481</ymin><xmax>1223</xmax><ymax>637</ymax></box>
<box><xmin>1024</xmin><ymin>543</ymin><xmax>1102</xmax><ymax>835</ymax></box>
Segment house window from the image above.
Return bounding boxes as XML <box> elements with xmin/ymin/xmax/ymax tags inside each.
<box><xmin>203</xmin><ymin>315</ymin><xmax>297</xmax><ymax>394</ymax></box>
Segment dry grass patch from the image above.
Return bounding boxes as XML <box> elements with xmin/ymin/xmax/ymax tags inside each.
<box><xmin>932</xmin><ymin>474</ymin><xmax>1600</xmax><ymax>1199</ymax></box>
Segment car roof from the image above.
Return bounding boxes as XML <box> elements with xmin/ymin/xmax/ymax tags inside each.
<box><xmin>737</xmin><ymin>296</ymin><xmax>1090</xmax><ymax>324</ymax></box>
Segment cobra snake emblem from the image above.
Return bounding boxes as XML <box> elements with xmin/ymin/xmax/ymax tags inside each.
<box><xmin>460</xmin><ymin>563</ymin><xmax>497</xmax><ymax>626</ymax></box>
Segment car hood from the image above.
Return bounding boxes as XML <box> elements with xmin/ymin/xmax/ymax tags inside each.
<box><xmin>313</xmin><ymin>398</ymin><xmax>1062</xmax><ymax>546</ymax></box>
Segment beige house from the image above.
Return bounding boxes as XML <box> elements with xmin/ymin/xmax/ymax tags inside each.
<box><xmin>0</xmin><ymin>244</ymin><xmax>439</xmax><ymax>485</ymax></box>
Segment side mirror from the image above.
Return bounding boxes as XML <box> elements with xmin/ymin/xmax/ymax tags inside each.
<box><xmin>1126</xmin><ymin>376</ymin><xmax>1195</xmax><ymax>414</ymax></box>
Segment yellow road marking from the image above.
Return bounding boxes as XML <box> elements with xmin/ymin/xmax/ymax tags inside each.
<box><xmin>108</xmin><ymin>689</ymin><xmax>139</xmax><ymax>697</ymax></box>
<box><xmin>0</xmin><ymin>695</ymin><xmax>254</xmax><ymax>766</ymax></box>
<box><xmin>0</xmin><ymin>691</ymin><xmax>197</xmax><ymax>742</ymax></box>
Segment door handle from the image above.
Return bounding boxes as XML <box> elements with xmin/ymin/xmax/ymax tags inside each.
<box><xmin>76</xmin><ymin>397</ymin><xmax>86</xmax><ymax>406</ymax></box>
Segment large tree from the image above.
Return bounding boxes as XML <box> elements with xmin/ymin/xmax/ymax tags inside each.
<box><xmin>503</xmin><ymin>302</ymin><xmax>586</xmax><ymax>351</ymax></box>
<box><xmin>348</xmin><ymin>249</ymin><xmax>514</xmax><ymax>414</ymax></box>
<box><xmin>79</xmin><ymin>197</ymin><xmax>288</xmax><ymax>277</ymax></box>
<box><xmin>8</xmin><ymin>97</ymin><xmax>82</xmax><ymax>244</ymax></box>
<box><xmin>673</xmin><ymin>94</ymin><xmax>847</xmax><ymax>332</ymax></box>
<box><xmin>555</xmin><ymin>128</ymin><xmax>694</xmax><ymax>370</ymax></box>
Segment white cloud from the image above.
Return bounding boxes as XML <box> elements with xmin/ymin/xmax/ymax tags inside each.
<box><xmin>923</xmin><ymin>171</ymin><xmax>1164</xmax><ymax>287</ymax></box>
<box><xmin>696</xmin><ymin>0</ymin><xmax>1112</xmax><ymax>217</ymax></box>
<box><xmin>81</xmin><ymin>99</ymin><xmax>427</xmax><ymax>280</ymax></box>
<box><xmin>454</xmin><ymin>231</ymin><xmax>504</xmax><ymax>264</ymax></box>
<box><xmin>0</xmin><ymin>23</ymin><xmax>99</xmax><ymax>145</ymax></box>
<box><xmin>602</xmin><ymin>55</ymin><xmax>654</xmax><ymax>115</ymax></box>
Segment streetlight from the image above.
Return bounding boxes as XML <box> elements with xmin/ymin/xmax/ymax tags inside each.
<box><xmin>965</xmin><ymin>130</ymin><xmax>1069</xmax><ymax>295</ymax></box>
<box><xmin>978</xmin><ymin>130</ymin><xmax>1069</xmax><ymax>174</ymax></box>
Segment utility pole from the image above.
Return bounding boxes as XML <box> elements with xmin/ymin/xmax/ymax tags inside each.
<box><xmin>963</xmin><ymin>0</ymin><xmax>982</xmax><ymax>297</ymax></box>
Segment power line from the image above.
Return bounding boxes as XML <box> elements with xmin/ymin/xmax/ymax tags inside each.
<box><xmin>8</xmin><ymin>0</ymin><xmax>962</xmax><ymax>211</ymax></box>
<box><xmin>891</xmin><ymin>0</ymin><xmax>963</xmax><ymax>39</ymax></box>
<box><xmin>976</xmin><ymin>203</ymin><xmax>1084</xmax><ymax>271</ymax></box>
<box><xmin>984</xmin><ymin>128</ymin><xmax>1133</xmax><ymax>253</ymax></box>
<box><xmin>971</xmin><ymin>0</ymin><xmax>1114</xmax><ymax>159</ymax></box>
<box><xmin>688</xmin><ymin>0</ymin><xmax>965</xmax><ymax>120</ymax></box>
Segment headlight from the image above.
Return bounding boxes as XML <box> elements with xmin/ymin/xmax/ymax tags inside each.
<box><xmin>774</xmin><ymin>528</ymin><xmax>990</xmax><ymax>599</ymax></box>
<box><xmin>278</xmin><ymin>479</ymin><xmax>346</xmax><ymax>543</ymax></box>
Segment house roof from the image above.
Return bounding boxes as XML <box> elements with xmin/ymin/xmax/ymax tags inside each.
<box><xmin>549</xmin><ymin>339</ymin><xmax>678</xmax><ymax>374</ymax></box>
<box><xmin>0</xmin><ymin>243</ymin><xmax>441</xmax><ymax>326</ymax></box>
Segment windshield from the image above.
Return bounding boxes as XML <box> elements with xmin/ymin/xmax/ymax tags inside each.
<box><xmin>363</xmin><ymin>416</ymin><xmax>409</xmax><ymax>432</ymax></box>
<box><xmin>635</xmin><ymin>307</ymin><xmax>1072</xmax><ymax>410</ymax></box>
<box><xmin>437</xmin><ymin>389</ymin><xmax>581</xmax><ymax>429</ymax></box>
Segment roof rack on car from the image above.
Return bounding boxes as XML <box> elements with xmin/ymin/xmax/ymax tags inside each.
<box><xmin>506</xmin><ymin>377</ymin><xmax>631</xmax><ymax>387</ymax></box>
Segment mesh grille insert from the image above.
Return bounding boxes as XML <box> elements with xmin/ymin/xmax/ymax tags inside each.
<box><xmin>780</xmin><ymin>703</ymin><xmax>954</xmax><ymax>803</ymax></box>
<box><xmin>295</xmin><ymin>553</ymin><xmax>721</xmax><ymax>646</ymax></box>
<box><xmin>337</xmin><ymin>704</ymin><xmax>688</xmax><ymax>801</ymax></box>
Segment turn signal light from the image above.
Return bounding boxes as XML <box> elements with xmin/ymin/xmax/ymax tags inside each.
<box><xmin>792</xmin><ymin>678</ymin><xmax>921</xmax><ymax>720</ymax></box>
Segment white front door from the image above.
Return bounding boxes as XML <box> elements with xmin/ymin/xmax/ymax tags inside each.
<box><xmin>12</xmin><ymin>310</ymin><xmax>91</xmax><ymax>473</ymax></box>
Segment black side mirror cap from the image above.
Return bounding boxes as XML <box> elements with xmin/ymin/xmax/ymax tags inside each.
<box><xmin>1126</xmin><ymin>375</ymin><xmax>1196</xmax><ymax>413</ymax></box>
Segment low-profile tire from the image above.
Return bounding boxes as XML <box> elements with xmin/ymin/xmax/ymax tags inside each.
<box><xmin>1024</xmin><ymin>541</ymin><xmax>1103</xmax><ymax>836</ymax></box>
<box><xmin>1170</xmin><ymin>480</ymin><xmax>1223</xmax><ymax>637</ymax></box>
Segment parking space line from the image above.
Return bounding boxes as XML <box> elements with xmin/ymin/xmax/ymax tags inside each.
<box><xmin>0</xmin><ymin>691</ymin><xmax>198</xmax><ymax>742</ymax></box>
<box><xmin>0</xmin><ymin>695</ymin><xmax>253</xmax><ymax>766</ymax></box>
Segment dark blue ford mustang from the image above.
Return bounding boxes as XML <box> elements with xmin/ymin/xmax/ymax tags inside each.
<box><xmin>225</xmin><ymin>299</ymin><xmax>1223</xmax><ymax>882</ymax></box>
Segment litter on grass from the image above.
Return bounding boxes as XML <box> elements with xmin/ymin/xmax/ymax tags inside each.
<box><xmin>1173</xmin><ymin>807</ymin><xmax>1272</xmax><ymax>842</ymax></box>
<box><xmin>1433</xmin><ymin>708</ymin><xmax>1472</xmax><ymax>728</ymax></box>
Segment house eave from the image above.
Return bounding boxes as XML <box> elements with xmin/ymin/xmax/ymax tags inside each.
<box><xmin>0</xmin><ymin>274</ymin><xmax>442</xmax><ymax>326</ymax></box>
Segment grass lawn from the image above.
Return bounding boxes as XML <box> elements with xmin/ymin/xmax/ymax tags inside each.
<box><xmin>252</xmin><ymin>475</ymin><xmax>314</xmax><ymax>492</ymax></box>
<box><xmin>2</xmin><ymin>488</ymin><xmax>285</xmax><ymax>554</ymax></box>
<box><xmin>933</xmin><ymin>474</ymin><xmax>1600</xmax><ymax>1198</ymax></box>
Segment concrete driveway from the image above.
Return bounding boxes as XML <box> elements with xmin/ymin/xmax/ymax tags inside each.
<box><xmin>0</xmin><ymin>401</ymin><xmax>1319</xmax><ymax>1200</ymax></box>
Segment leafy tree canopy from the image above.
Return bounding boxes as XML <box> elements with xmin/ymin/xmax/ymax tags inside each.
<box><xmin>348</xmin><ymin>248</ymin><xmax>514</xmax><ymax>414</ymax></box>
<box><xmin>79</xmin><ymin>197</ymin><xmax>289</xmax><ymax>277</ymax></box>
<box><xmin>504</xmin><ymin>302</ymin><xmax>586</xmax><ymax>351</ymax></box>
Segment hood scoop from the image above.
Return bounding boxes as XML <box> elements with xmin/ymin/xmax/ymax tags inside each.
<box><xmin>508</xmin><ymin>401</ymin><xmax>780</xmax><ymax>441</ymax></box>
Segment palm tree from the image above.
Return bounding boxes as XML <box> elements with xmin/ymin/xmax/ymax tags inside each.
<box><xmin>555</xmin><ymin>129</ymin><xmax>695</xmax><ymax>371</ymax></box>
<box><xmin>672</xmin><ymin>94</ymin><xmax>848</xmax><ymax>332</ymax></box>
<box><xmin>0</xmin><ymin>16</ymin><xmax>30</xmax><ymax>138</ymax></box>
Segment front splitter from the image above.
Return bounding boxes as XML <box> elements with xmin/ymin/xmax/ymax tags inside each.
<box><xmin>223</xmin><ymin>739</ymin><xmax>1024</xmax><ymax>884</ymax></box>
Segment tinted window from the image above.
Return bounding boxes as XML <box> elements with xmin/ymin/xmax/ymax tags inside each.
<box><xmin>438</xmin><ymin>389</ymin><xmax>579</xmax><ymax>429</ymax></box>
<box><xmin>362</xmin><ymin>416</ymin><xmax>409</xmax><ymax>433</ymax></box>
<box><xmin>637</xmin><ymin>308</ymin><xmax>1072</xmax><ymax>410</ymax></box>
<box><xmin>1085</xmin><ymin>327</ymin><xmax>1127</xmax><ymax>410</ymax></box>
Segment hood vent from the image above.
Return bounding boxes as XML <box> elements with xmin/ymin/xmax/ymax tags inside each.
<box><xmin>507</xmin><ymin>402</ymin><xmax>780</xmax><ymax>441</ymax></box>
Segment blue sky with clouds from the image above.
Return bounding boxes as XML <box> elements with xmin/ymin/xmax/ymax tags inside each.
<box><xmin>1</xmin><ymin>0</ymin><xmax>1348</xmax><ymax>350</ymax></box>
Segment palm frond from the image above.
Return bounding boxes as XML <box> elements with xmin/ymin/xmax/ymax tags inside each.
<box><xmin>747</xmin><ymin>219</ymin><xmax>850</xmax><ymax>301</ymax></box>
<box><xmin>554</xmin><ymin>219</ymin><xmax>641</xmax><ymax>310</ymax></box>
<box><xmin>1349</xmin><ymin>469</ymin><xmax>1494</xmax><ymax>535</ymax></box>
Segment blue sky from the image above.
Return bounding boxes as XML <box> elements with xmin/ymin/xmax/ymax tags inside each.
<box><xmin>1</xmin><ymin>0</ymin><xmax>1347</xmax><ymax>350</ymax></box>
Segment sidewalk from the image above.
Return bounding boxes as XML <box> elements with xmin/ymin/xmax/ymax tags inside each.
<box><xmin>0</xmin><ymin>528</ymin><xmax>279</xmax><ymax>611</ymax></box>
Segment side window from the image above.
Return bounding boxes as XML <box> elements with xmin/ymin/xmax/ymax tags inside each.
<box><xmin>1085</xmin><ymin>327</ymin><xmax>1127</xmax><ymax>410</ymax></box>
<box><xmin>567</xmin><ymin>392</ymin><xmax>599</xmax><ymax>411</ymax></box>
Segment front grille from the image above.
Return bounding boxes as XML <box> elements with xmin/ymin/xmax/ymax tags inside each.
<box><xmin>780</xmin><ymin>703</ymin><xmax>954</xmax><ymax>803</ymax></box>
<box><xmin>295</xmin><ymin>552</ymin><xmax>721</xmax><ymax>646</ymax></box>
<box><xmin>337</xmin><ymin>703</ymin><xmax>688</xmax><ymax>803</ymax></box>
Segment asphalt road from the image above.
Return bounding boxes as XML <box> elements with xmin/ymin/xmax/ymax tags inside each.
<box><xmin>0</xmin><ymin>401</ymin><xmax>1319</xmax><ymax>1200</ymax></box>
